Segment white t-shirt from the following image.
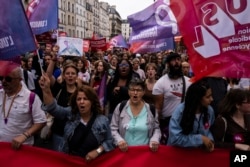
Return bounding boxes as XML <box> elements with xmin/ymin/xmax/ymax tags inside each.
<box><xmin>0</xmin><ymin>86</ymin><xmax>46</xmax><ymax>145</ymax></box>
<box><xmin>152</xmin><ymin>74</ymin><xmax>191</xmax><ymax>118</ymax></box>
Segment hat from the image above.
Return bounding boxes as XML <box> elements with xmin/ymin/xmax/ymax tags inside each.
<box><xmin>166</xmin><ymin>52</ymin><xmax>181</xmax><ymax>63</ymax></box>
<box><xmin>136</xmin><ymin>53</ymin><xmax>141</xmax><ymax>58</ymax></box>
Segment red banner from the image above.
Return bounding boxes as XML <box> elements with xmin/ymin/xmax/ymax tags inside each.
<box><xmin>170</xmin><ymin>0</ymin><xmax>250</xmax><ymax>81</ymax></box>
<box><xmin>90</xmin><ymin>38</ymin><xmax>107</xmax><ymax>51</ymax></box>
<box><xmin>0</xmin><ymin>142</ymin><xmax>229</xmax><ymax>167</ymax></box>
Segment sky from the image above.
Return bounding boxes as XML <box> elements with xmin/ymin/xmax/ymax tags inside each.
<box><xmin>102</xmin><ymin>0</ymin><xmax>155</xmax><ymax>19</ymax></box>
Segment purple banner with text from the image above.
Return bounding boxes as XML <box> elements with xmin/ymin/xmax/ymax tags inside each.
<box><xmin>128</xmin><ymin>0</ymin><xmax>178</xmax><ymax>43</ymax></box>
<box><xmin>0</xmin><ymin>0</ymin><xmax>36</xmax><ymax>60</ymax></box>
<box><xmin>26</xmin><ymin>0</ymin><xmax>58</xmax><ymax>35</ymax></box>
<box><xmin>129</xmin><ymin>38</ymin><xmax>174</xmax><ymax>54</ymax></box>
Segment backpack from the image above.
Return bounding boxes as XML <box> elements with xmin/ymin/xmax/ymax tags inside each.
<box><xmin>119</xmin><ymin>100</ymin><xmax>156</xmax><ymax>117</ymax></box>
<box><xmin>29</xmin><ymin>92</ymin><xmax>35</xmax><ymax>113</ymax></box>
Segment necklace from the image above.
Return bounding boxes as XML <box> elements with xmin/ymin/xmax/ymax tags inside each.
<box><xmin>2</xmin><ymin>93</ymin><xmax>18</xmax><ymax>124</ymax></box>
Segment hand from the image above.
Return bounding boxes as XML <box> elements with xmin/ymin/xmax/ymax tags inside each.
<box><xmin>201</xmin><ymin>135</ymin><xmax>214</xmax><ymax>152</ymax></box>
<box><xmin>113</xmin><ymin>87</ymin><xmax>120</xmax><ymax>95</ymax></box>
<box><xmin>85</xmin><ymin>149</ymin><xmax>99</xmax><ymax>162</ymax></box>
<box><xmin>39</xmin><ymin>73</ymin><xmax>51</xmax><ymax>91</ymax></box>
<box><xmin>235</xmin><ymin>143</ymin><xmax>250</xmax><ymax>151</ymax></box>
<box><xmin>12</xmin><ymin>134</ymin><xmax>27</xmax><ymax>150</ymax></box>
<box><xmin>118</xmin><ymin>140</ymin><xmax>128</xmax><ymax>152</ymax></box>
<box><xmin>149</xmin><ymin>141</ymin><xmax>159</xmax><ymax>152</ymax></box>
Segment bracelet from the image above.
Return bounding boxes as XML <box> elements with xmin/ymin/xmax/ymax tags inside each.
<box><xmin>23</xmin><ymin>132</ymin><xmax>31</xmax><ymax>139</ymax></box>
<box><xmin>22</xmin><ymin>133</ymin><xmax>29</xmax><ymax>139</ymax></box>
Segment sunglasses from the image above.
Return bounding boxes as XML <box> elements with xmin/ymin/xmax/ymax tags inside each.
<box><xmin>119</xmin><ymin>64</ymin><xmax>129</xmax><ymax>68</ymax></box>
<box><xmin>0</xmin><ymin>76</ymin><xmax>19</xmax><ymax>82</ymax></box>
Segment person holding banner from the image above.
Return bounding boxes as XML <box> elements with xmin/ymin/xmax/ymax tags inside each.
<box><xmin>211</xmin><ymin>89</ymin><xmax>250</xmax><ymax>151</ymax></box>
<box><xmin>153</xmin><ymin>52</ymin><xmax>191</xmax><ymax>144</ymax></box>
<box><xmin>110</xmin><ymin>78</ymin><xmax>161</xmax><ymax>152</ymax></box>
<box><xmin>39</xmin><ymin>73</ymin><xmax>114</xmax><ymax>161</ymax></box>
<box><xmin>0</xmin><ymin>66</ymin><xmax>46</xmax><ymax>149</ymax></box>
<box><xmin>167</xmin><ymin>78</ymin><xmax>215</xmax><ymax>152</ymax></box>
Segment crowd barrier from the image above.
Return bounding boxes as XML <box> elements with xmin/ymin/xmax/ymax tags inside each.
<box><xmin>0</xmin><ymin>142</ymin><xmax>230</xmax><ymax>167</ymax></box>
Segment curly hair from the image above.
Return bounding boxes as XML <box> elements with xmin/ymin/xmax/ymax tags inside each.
<box><xmin>180</xmin><ymin>78</ymin><xmax>211</xmax><ymax>135</ymax></box>
<box><xmin>69</xmin><ymin>85</ymin><xmax>102</xmax><ymax>118</ymax></box>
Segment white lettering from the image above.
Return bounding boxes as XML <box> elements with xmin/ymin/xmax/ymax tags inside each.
<box><xmin>30</xmin><ymin>20</ymin><xmax>47</xmax><ymax>28</ymax></box>
<box><xmin>234</xmin><ymin>155</ymin><xmax>247</xmax><ymax>162</ymax></box>
<box><xmin>0</xmin><ymin>36</ymin><xmax>15</xmax><ymax>49</ymax></box>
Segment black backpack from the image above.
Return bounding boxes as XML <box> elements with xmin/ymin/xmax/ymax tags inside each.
<box><xmin>119</xmin><ymin>100</ymin><xmax>156</xmax><ymax>117</ymax></box>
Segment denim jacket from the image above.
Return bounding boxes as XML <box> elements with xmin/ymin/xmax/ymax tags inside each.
<box><xmin>167</xmin><ymin>103</ymin><xmax>215</xmax><ymax>147</ymax></box>
<box><xmin>41</xmin><ymin>99</ymin><xmax>114</xmax><ymax>153</ymax></box>
<box><xmin>110</xmin><ymin>101</ymin><xmax>161</xmax><ymax>145</ymax></box>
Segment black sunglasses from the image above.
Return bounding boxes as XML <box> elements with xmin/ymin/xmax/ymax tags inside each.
<box><xmin>0</xmin><ymin>76</ymin><xmax>19</xmax><ymax>82</ymax></box>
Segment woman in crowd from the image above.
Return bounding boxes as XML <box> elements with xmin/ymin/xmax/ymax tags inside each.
<box><xmin>108</xmin><ymin>55</ymin><xmax>119</xmax><ymax>79</ymax></box>
<box><xmin>167</xmin><ymin>78</ymin><xmax>215</xmax><ymax>152</ymax></box>
<box><xmin>211</xmin><ymin>89</ymin><xmax>250</xmax><ymax>150</ymax></box>
<box><xmin>90</xmin><ymin>60</ymin><xmax>110</xmax><ymax>113</ymax></box>
<box><xmin>110</xmin><ymin>78</ymin><xmax>161</xmax><ymax>152</ymax></box>
<box><xmin>46</xmin><ymin>54</ymin><xmax>79</xmax><ymax>151</ymax></box>
<box><xmin>143</xmin><ymin>63</ymin><xmax>157</xmax><ymax>105</ymax></box>
<box><xmin>107</xmin><ymin>59</ymin><xmax>140</xmax><ymax>119</ymax></box>
<box><xmin>39</xmin><ymin>73</ymin><xmax>114</xmax><ymax>161</ymax></box>
<box><xmin>73</xmin><ymin>57</ymin><xmax>90</xmax><ymax>84</ymax></box>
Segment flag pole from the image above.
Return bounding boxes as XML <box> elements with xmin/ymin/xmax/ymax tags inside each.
<box><xmin>36</xmin><ymin>49</ymin><xmax>44</xmax><ymax>74</ymax></box>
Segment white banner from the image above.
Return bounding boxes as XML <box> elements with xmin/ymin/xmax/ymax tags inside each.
<box><xmin>57</xmin><ymin>37</ymin><xmax>83</xmax><ymax>56</ymax></box>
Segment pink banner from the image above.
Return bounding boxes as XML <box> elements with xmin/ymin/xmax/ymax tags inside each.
<box><xmin>170</xmin><ymin>0</ymin><xmax>250</xmax><ymax>81</ymax></box>
<box><xmin>0</xmin><ymin>142</ymin><xmax>229</xmax><ymax>167</ymax></box>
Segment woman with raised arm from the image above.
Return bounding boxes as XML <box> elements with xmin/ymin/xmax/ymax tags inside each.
<box><xmin>39</xmin><ymin>73</ymin><xmax>114</xmax><ymax>161</ymax></box>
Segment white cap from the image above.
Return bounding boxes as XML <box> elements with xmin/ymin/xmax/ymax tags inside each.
<box><xmin>136</xmin><ymin>53</ymin><xmax>141</xmax><ymax>57</ymax></box>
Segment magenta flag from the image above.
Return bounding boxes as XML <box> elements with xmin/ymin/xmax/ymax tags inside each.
<box><xmin>26</xmin><ymin>0</ymin><xmax>58</xmax><ymax>35</ymax></box>
<box><xmin>170</xmin><ymin>0</ymin><xmax>250</xmax><ymax>80</ymax></box>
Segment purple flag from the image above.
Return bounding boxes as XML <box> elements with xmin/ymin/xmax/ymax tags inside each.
<box><xmin>27</xmin><ymin>0</ymin><xmax>58</xmax><ymax>35</ymax></box>
<box><xmin>128</xmin><ymin>0</ymin><xmax>178</xmax><ymax>43</ymax></box>
<box><xmin>109</xmin><ymin>34</ymin><xmax>128</xmax><ymax>49</ymax></box>
<box><xmin>0</xmin><ymin>0</ymin><xmax>36</xmax><ymax>60</ymax></box>
<box><xmin>129</xmin><ymin>38</ymin><xmax>174</xmax><ymax>54</ymax></box>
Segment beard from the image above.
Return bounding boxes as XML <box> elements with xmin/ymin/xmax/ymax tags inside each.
<box><xmin>168</xmin><ymin>64</ymin><xmax>183</xmax><ymax>78</ymax></box>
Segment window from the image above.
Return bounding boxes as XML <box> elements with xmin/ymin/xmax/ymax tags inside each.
<box><xmin>72</xmin><ymin>16</ymin><xmax>74</xmax><ymax>25</ymax></box>
<box><xmin>68</xmin><ymin>2</ymin><xmax>70</xmax><ymax>11</ymax></box>
<box><xmin>68</xmin><ymin>15</ymin><xmax>71</xmax><ymax>25</ymax></box>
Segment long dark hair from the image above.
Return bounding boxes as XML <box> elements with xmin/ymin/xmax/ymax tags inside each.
<box><xmin>70</xmin><ymin>85</ymin><xmax>102</xmax><ymax>118</ymax></box>
<box><xmin>111</xmin><ymin>59</ymin><xmax>134</xmax><ymax>87</ymax></box>
<box><xmin>180</xmin><ymin>78</ymin><xmax>211</xmax><ymax>135</ymax></box>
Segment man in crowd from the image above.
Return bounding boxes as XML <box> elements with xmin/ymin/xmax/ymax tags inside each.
<box><xmin>153</xmin><ymin>52</ymin><xmax>191</xmax><ymax>144</ymax></box>
<box><xmin>0</xmin><ymin>64</ymin><xmax>46</xmax><ymax>149</ymax></box>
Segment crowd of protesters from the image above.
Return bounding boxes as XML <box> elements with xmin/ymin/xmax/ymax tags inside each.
<box><xmin>0</xmin><ymin>43</ymin><xmax>250</xmax><ymax>162</ymax></box>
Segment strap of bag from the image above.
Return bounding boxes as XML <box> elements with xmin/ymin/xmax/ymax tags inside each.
<box><xmin>181</xmin><ymin>76</ymin><xmax>186</xmax><ymax>103</ymax></box>
<box><xmin>29</xmin><ymin>92</ymin><xmax>35</xmax><ymax>113</ymax></box>
<box><xmin>221</xmin><ymin>116</ymin><xmax>227</xmax><ymax>142</ymax></box>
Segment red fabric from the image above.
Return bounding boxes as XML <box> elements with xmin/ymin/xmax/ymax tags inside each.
<box><xmin>170</xmin><ymin>0</ymin><xmax>250</xmax><ymax>81</ymax></box>
<box><xmin>0</xmin><ymin>142</ymin><xmax>229</xmax><ymax>167</ymax></box>
<box><xmin>90</xmin><ymin>38</ymin><xmax>107</xmax><ymax>51</ymax></box>
<box><xmin>0</xmin><ymin>61</ymin><xmax>20</xmax><ymax>76</ymax></box>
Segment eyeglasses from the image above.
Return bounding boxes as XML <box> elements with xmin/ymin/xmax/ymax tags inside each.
<box><xmin>0</xmin><ymin>76</ymin><xmax>19</xmax><ymax>82</ymax></box>
<box><xmin>129</xmin><ymin>88</ymin><xmax>144</xmax><ymax>93</ymax></box>
<box><xmin>119</xmin><ymin>64</ymin><xmax>129</xmax><ymax>68</ymax></box>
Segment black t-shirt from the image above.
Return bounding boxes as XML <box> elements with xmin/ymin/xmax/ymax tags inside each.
<box><xmin>68</xmin><ymin>115</ymin><xmax>98</xmax><ymax>157</ymax></box>
<box><xmin>51</xmin><ymin>82</ymin><xmax>73</xmax><ymax>136</ymax></box>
